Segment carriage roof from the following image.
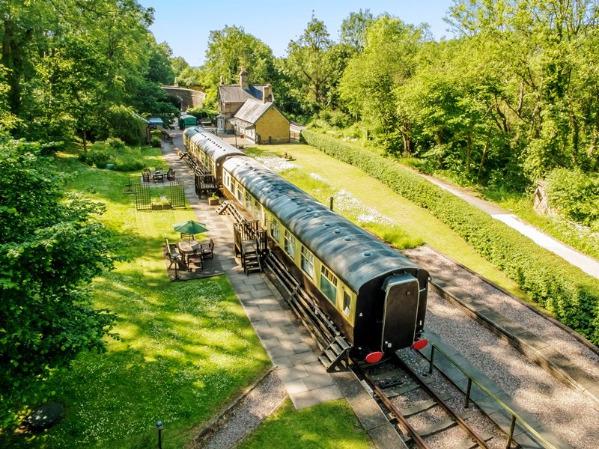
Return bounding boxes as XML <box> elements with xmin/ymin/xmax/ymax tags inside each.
<box><xmin>223</xmin><ymin>156</ymin><xmax>420</xmax><ymax>292</ymax></box>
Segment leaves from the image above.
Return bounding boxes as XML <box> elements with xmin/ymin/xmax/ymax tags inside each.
<box><xmin>0</xmin><ymin>141</ymin><xmax>116</xmax><ymax>408</ymax></box>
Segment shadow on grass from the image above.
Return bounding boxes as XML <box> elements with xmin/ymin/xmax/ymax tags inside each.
<box><xmin>3</xmin><ymin>273</ymin><xmax>269</xmax><ymax>449</ymax></box>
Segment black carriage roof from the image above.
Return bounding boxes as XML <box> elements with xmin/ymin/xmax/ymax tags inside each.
<box><xmin>184</xmin><ymin>126</ymin><xmax>244</xmax><ymax>163</ymax></box>
<box><xmin>223</xmin><ymin>156</ymin><xmax>421</xmax><ymax>292</ymax></box>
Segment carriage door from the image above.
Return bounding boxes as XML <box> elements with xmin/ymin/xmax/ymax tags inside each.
<box><xmin>381</xmin><ymin>274</ymin><xmax>420</xmax><ymax>351</ymax></box>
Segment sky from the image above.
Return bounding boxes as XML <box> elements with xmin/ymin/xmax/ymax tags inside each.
<box><xmin>140</xmin><ymin>0</ymin><xmax>456</xmax><ymax>66</ymax></box>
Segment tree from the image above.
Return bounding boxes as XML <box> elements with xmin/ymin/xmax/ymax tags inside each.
<box><xmin>0</xmin><ymin>141</ymin><xmax>115</xmax><ymax>422</ymax></box>
<box><xmin>340</xmin><ymin>9</ymin><xmax>374</xmax><ymax>50</ymax></box>
<box><xmin>204</xmin><ymin>25</ymin><xmax>275</xmax><ymax>86</ymax></box>
<box><xmin>447</xmin><ymin>0</ymin><xmax>599</xmax><ymax>180</ymax></box>
<box><xmin>340</xmin><ymin>16</ymin><xmax>427</xmax><ymax>152</ymax></box>
<box><xmin>284</xmin><ymin>15</ymin><xmax>352</xmax><ymax>112</ymax></box>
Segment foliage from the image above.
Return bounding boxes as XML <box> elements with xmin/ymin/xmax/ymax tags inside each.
<box><xmin>150</xmin><ymin>136</ymin><xmax>161</xmax><ymax>148</ymax></box>
<box><xmin>339</xmin><ymin>9</ymin><xmax>375</xmax><ymax>50</ymax></box>
<box><xmin>1</xmin><ymin>148</ymin><xmax>270</xmax><ymax>448</ymax></box>
<box><xmin>238</xmin><ymin>399</ymin><xmax>372</xmax><ymax>449</ymax></box>
<box><xmin>546</xmin><ymin>168</ymin><xmax>599</xmax><ymax>229</ymax></box>
<box><xmin>0</xmin><ymin>141</ymin><xmax>115</xmax><ymax>425</ymax></box>
<box><xmin>282</xmin><ymin>15</ymin><xmax>354</xmax><ymax>113</ymax></box>
<box><xmin>78</xmin><ymin>141</ymin><xmax>149</xmax><ymax>171</ymax></box>
<box><xmin>105</xmin><ymin>105</ymin><xmax>148</xmax><ymax>146</ymax></box>
<box><xmin>204</xmin><ymin>25</ymin><xmax>275</xmax><ymax>87</ymax></box>
<box><xmin>339</xmin><ymin>16</ymin><xmax>427</xmax><ymax>153</ymax></box>
<box><xmin>187</xmin><ymin>105</ymin><xmax>219</xmax><ymax>122</ymax></box>
<box><xmin>303</xmin><ymin>129</ymin><xmax>599</xmax><ymax>343</ymax></box>
<box><xmin>0</xmin><ymin>0</ymin><xmax>175</xmax><ymax>145</ymax></box>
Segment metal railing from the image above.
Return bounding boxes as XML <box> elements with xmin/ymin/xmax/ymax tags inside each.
<box><xmin>423</xmin><ymin>343</ymin><xmax>560</xmax><ymax>449</ymax></box>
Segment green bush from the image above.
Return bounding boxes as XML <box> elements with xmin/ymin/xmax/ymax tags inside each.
<box><xmin>546</xmin><ymin>168</ymin><xmax>599</xmax><ymax>230</ymax></box>
<box><xmin>105</xmin><ymin>136</ymin><xmax>126</xmax><ymax>150</ymax></box>
<box><xmin>302</xmin><ymin>129</ymin><xmax>599</xmax><ymax>344</ymax></box>
<box><xmin>105</xmin><ymin>105</ymin><xmax>147</xmax><ymax>145</ymax></box>
<box><xmin>79</xmin><ymin>141</ymin><xmax>146</xmax><ymax>172</ymax></box>
<box><xmin>151</xmin><ymin>136</ymin><xmax>162</xmax><ymax>148</ymax></box>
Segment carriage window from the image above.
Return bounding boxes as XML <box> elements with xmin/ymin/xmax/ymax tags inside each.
<box><xmin>343</xmin><ymin>291</ymin><xmax>351</xmax><ymax>316</ymax></box>
<box><xmin>284</xmin><ymin>229</ymin><xmax>295</xmax><ymax>258</ymax></box>
<box><xmin>270</xmin><ymin>220</ymin><xmax>280</xmax><ymax>241</ymax></box>
<box><xmin>300</xmin><ymin>246</ymin><xmax>314</xmax><ymax>277</ymax></box>
<box><xmin>236</xmin><ymin>184</ymin><xmax>243</xmax><ymax>201</ymax></box>
<box><xmin>320</xmin><ymin>266</ymin><xmax>337</xmax><ymax>304</ymax></box>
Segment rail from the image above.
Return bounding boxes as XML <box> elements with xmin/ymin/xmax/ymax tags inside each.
<box><xmin>422</xmin><ymin>342</ymin><xmax>561</xmax><ymax>449</ymax></box>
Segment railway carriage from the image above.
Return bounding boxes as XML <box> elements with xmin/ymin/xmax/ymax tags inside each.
<box><xmin>184</xmin><ymin>127</ymin><xmax>429</xmax><ymax>361</ymax></box>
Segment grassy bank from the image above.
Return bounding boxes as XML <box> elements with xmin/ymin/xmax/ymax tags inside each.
<box><xmin>301</xmin><ymin>130</ymin><xmax>599</xmax><ymax>344</ymax></box>
<box><xmin>9</xmin><ymin>148</ymin><xmax>270</xmax><ymax>449</ymax></box>
<box><xmin>247</xmin><ymin>145</ymin><xmax>524</xmax><ymax>298</ymax></box>
<box><xmin>238</xmin><ymin>400</ymin><xmax>372</xmax><ymax>449</ymax></box>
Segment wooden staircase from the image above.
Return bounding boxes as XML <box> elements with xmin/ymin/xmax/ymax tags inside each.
<box><xmin>216</xmin><ymin>200</ymin><xmax>230</xmax><ymax>215</ymax></box>
<box><xmin>319</xmin><ymin>336</ymin><xmax>352</xmax><ymax>372</ymax></box>
<box><xmin>241</xmin><ymin>239</ymin><xmax>262</xmax><ymax>275</ymax></box>
<box><xmin>264</xmin><ymin>252</ymin><xmax>353</xmax><ymax>371</ymax></box>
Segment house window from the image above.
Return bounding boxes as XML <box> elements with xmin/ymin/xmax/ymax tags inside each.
<box><xmin>284</xmin><ymin>229</ymin><xmax>295</xmax><ymax>258</ymax></box>
<box><xmin>343</xmin><ymin>291</ymin><xmax>351</xmax><ymax>316</ymax></box>
<box><xmin>270</xmin><ymin>220</ymin><xmax>280</xmax><ymax>241</ymax></box>
<box><xmin>320</xmin><ymin>266</ymin><xmax>337</xmax><ymax>305</ymax></box>
<box><xmin>300</xmin><ymin>246</ymin><xmax>314</xmax><ymax>277</ymax></box>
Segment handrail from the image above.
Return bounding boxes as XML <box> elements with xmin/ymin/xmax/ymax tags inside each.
<box><xmin>422</xmin><ymin>343</ymin><xmax>561</xmax><ymax>449</ymax></box>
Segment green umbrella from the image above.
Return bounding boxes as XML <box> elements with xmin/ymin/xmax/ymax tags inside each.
<box><xmin>173</xmin><ymin>220</ymin><xmax>208</xmax><ymax>237</ymax></box>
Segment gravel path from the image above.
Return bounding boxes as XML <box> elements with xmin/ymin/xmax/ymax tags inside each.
<box><xmin>405</xmin><ymin>246</ymin><xmax>599</xmax><ymax>386</ymax></box>
<box><xmin>190</xmin><ymin>369</ymin><xmax>287</xmax><ymax>449</ymax></box>
<box><xmin>423</xmin><ymin>286</ymin><xmax>599</xmax><ymax>449</ymax></box>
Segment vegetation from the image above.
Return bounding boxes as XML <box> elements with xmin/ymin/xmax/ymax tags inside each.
<box><xmin>0</xmin><ymin>141</ymin><xmax>115</xmax><ymax>429</ymax></box>
<box><xmin>238</xmin><ymin>400</ymin><xmax>372</xmax><ymax>449</ymax></box>
<box><xmin>247</xmin><ymin>144</ymin><xmax>524</xmax><ymax>299</ymax></box>
<box><xmin>78</xmin><ymin>139</ymin><xmax>151</xmax><ymax>171</ymax></box>
<box><xmin>1</xmin><ymin>148</ymin><xmax>270</xmax><ymax>447</ymax></box>
<box><xmin>546</xmin><ymin>168</ymin><xmax>599</xmax><ymax>230</ymax></box>
<box><xmin>0</xmin><ymin>0</ymin><xmax>177</xmax><ymax>145</ymax></box>
<box><xmin>302</xmin><ymin>129</ymin><xmax>599</xmax><ymax>344</ymax></box>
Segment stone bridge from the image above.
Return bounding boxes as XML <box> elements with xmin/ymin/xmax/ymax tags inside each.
<box><xmin>162</xmin><ymin>85</ymin><xmax>205</xmax><ymax>110</ymax></box>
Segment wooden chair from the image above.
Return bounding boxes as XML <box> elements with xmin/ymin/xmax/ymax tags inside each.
<box><xmin>187</xmin><ymin>253</ymin><xmax>203</xmax><ymax>272</ymax></box>
<box><xmin>142</xmin><ymin>170</ymin><xmax>151</xmax><ymax>183</ymax></box>
<box><xmin>201</xmin><ymin>239</ymin><xmax>214</xmax><ymax>260</ymax></box>
<box><xmin>153</xmin><ymin>171</ymin><xmax>164</xmax><ymax>183</ymax></box>
<box><xmin>164</xmin><ymin>239</ymin><xmax>187</xmax><ymax>271</ymax></box>
<box><xmin>166</xmin><ymin>168</ymin><xmax>176</xmax><ymax>181</ymax></box>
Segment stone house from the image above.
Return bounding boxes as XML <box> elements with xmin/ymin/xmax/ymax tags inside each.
<box><xmin>216</xmin><ymin>68</ymin><xmax>289</xmax><ymax>143</ymax></box>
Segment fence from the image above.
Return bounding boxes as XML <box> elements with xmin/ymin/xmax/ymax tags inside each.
<box><xmin>133</xmin><ymin>181</ymin><xmax>186</xmax><ymax>210</ymax></box>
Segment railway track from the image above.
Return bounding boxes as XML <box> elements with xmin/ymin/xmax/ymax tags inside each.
<box><xmin>354</xmin><ymin>353</ymin><xmax>498</xmax><ymax>449</ymax></box>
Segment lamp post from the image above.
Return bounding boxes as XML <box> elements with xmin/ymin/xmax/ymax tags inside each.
<box><xmin>155</xmin><ymin>420</ymin><xmax>164</xmax><ymax>449</ymax></box>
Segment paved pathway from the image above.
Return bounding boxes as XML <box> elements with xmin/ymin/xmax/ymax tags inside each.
<box><xmin>162</xmin><ymin>133</ymin><xmax>408</xmax><ymax>448</ymax></box>
<box><xmin>162</xmin><ymin>135</ymin><xmax>342</xmax><ymax>409</ymax></box>
<box><xmin>421</xmin><ymin>174</ymin><xmax>599</xmax><ymax>279</ymax></box>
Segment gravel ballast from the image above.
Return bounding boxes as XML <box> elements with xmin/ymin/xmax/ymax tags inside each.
<box><xmin>422</xmin><ymin>284</ymin><xmax>599</xmax><ymax>449</ymax></box>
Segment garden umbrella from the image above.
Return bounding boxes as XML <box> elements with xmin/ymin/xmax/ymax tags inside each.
<box><xmin>173</xmin><ymin>220</ymin><xmax>208</xmax><ymax>239</ymax></box>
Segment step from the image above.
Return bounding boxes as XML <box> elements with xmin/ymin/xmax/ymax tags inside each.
<box><xmin>335</xmin><ymin>336</ymin><xmax>351</xmax><ymax>350</ymax></box>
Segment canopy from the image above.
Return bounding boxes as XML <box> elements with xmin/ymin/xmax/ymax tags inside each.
<box><xmin>173</xmin><ymin>220</ymin><xmax>208</xmax><ymax>235</ymax></box>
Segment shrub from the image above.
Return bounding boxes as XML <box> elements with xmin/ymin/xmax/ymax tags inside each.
<box><xmin>302</xmin><ymin>129</ymin><xmax>599</xmax><ymax>344</ymax></box>
<box><xmin>79</xmin><ymin>144</ymin><xmax>111</xmax><ymax>169</ymax></box>
<box><xmin>546</xmin><ymin>168</ymin><xmax>599</xmax><ymax>230</ymax></box>
<box><xmin>105</xmin><ymin>105</ymin><xmax>147</xmax><ymax>145</ymax></box>
<box><xmin>105</xmin><ymin>137</ymin><xmax>126</xmax><ymax>150</ymax></box>
<box><xmin>151</xmin><ymin>136</ymin><xmax>162</xmax><ymax>148</ymax></box>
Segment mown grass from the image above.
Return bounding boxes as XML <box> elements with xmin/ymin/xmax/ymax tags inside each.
<box><xmin>310</xmin><ymin>123</ymin><xmax>599</xmax><ymax>262</ymax></box>
<box><xmin>238</xmin><ymin>400</ymin><xmax>373</xmax><ymax>449</ymax></box>
<box><xmin>11</xmin><ymin>148</ymin><xmax>270</xmax><ymax>449</ymax></box>
<box><xmin>248</xmin><ymin>144</ymin><xmax>525</xmax><ymax>298</ymax></box>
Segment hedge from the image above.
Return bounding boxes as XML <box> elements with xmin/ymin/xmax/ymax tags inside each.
<box><xmin>302</xmin><ymin>129</ymin><xmax>599</xmax><ymax>345</ymax></box>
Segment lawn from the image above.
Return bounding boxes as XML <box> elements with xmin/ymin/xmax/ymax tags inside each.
<box><xmin>248</xmin><ymin>144</ymin><xmax>525</xmax><ymax>298</ymax></box>
<box><xmin>238</xmin><ymin>400</ymin><xmax>373</xmax><ymax>449</ymax></box>
<box><xmin>11</xmin><ymin>148</ymin><xmax>270</xmax><ymax>449</ymax></box>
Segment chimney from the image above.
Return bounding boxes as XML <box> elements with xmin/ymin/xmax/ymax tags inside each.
<box><xmin>263</xmin><ymin>84</ymin><xmax>272</xmax><ymax>103</ymax></box>
<box><xmin>239</xmin><ymin>67</ymin><xmax>248</xmax><ymax>90</ymax></box>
